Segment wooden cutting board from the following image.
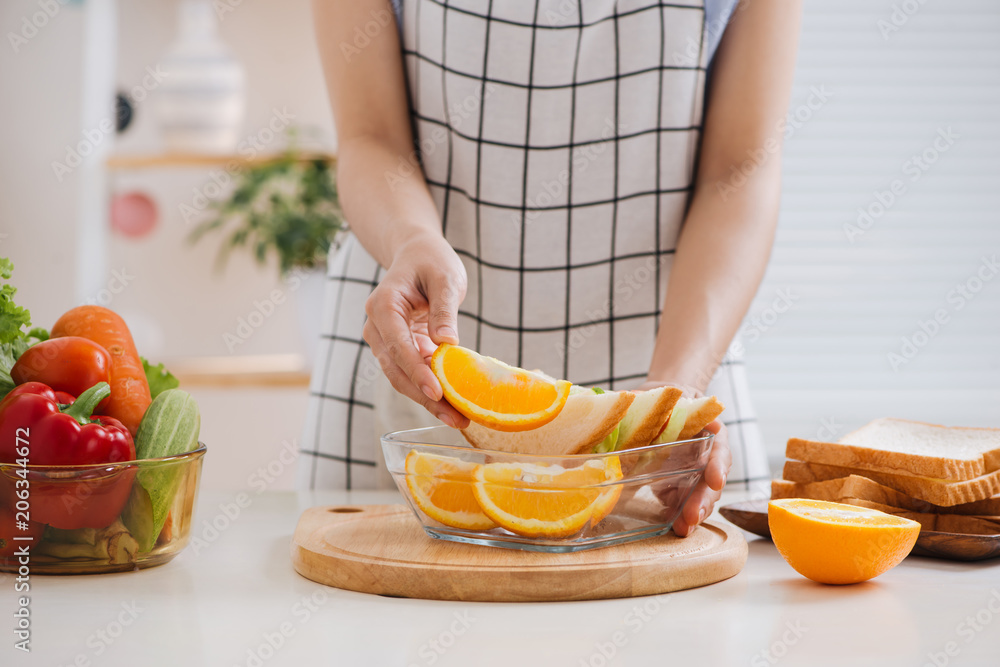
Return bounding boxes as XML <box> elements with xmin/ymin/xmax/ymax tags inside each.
<box><xmin>290</xmin><ymin>504</ymin><xmax>748</xmax><ymax>602</ymax></box>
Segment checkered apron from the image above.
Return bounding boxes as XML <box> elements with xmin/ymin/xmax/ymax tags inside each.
<box><xmin>299</xmin><ymin>0</ymin><xmax>768</xmax><ymax>490</ymax></box>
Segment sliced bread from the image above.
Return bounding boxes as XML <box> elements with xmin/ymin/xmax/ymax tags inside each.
<box><xmin>461</xmin><ymin>390</ymin><xmax>635</xmax><ymax>456</ymax></box>
<box><xmin>677</xmin><ymin>396</ymin><xmax>726</xmax><ymax>440</ymax></box>
<box><xmin>843</xmin><ymin>499</ymin><xmax>1000</xmax><ymax>536</ymax></box>
<box><xmin>772</xmin><ymin>475</ymin><xmax>1000</xmax><ymax>516</ymax></box>
<box><xmin>615</xmin><ymin>386</ymin><xmax>683</xmax><ymax>450</ymax></box>
<box><xmin>782</xmin><ymin>459</ymin><xmax>1000</xmax><ymax>507</ymax></box>
<box><xmin>787</xmin><ymin>418</ymin><xmax>1000</xmax><ymax>481</ymax></box>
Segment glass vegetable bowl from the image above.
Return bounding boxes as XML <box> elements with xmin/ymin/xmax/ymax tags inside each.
<box><xmin>382</xmin><ymin>426</ymin><xmax>713</xmax><ymax>553</ymax></box>
<box><xmin>0</xmin><ymin>444</ymin><xmax>206</xmax><ymax>574</ymax></box>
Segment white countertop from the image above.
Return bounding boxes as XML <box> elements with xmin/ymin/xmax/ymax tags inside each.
<box><xmin>5</xmin><ymin>488</ymin><xmax>1000</xmax><ymax>667</ymax></box>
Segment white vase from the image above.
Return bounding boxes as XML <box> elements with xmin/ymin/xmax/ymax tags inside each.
<box><xmin>155</xmin><ymin>0</ymin><xmax>245</xmax><ymax>153</ymax></box>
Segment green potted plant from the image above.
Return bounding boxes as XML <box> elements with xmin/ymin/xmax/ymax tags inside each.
<box><xmin>189</xmin><ymin>146</ymin><xmax>344</xmax><ymax>363</ymax></box>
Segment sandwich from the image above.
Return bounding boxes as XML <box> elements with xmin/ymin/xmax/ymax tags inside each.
<box><xmin>775</xmin><ymin>418</ymin><xmax>1000</xmax><ymax>533</ymax></box>
<box><xmin>461</xmin><ymin>383</ymin><xmax>724</xmax><ymax>457</ymax></box>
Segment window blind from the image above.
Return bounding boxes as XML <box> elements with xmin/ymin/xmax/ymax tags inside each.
<box><xmin>744</xmin><ymin>0</ymin><xmax>1000</xmax><ymax>460</ymax></box>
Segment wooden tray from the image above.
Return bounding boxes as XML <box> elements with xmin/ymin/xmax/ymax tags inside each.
<box><xmin>719</xmin><ymin>499</ymin><xmax>1000</xmax><ymax>562</ymax></box>
<box><xmin>290</xmin><ymin>504</ymin><xmax>748</xmax><ymax>602</ymax></box>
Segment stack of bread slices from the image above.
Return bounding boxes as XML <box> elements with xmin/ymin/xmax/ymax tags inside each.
<box><xmin>773</xmin><ymin>418</ymin><xmax>1000</xmax><ymax>534</ymax></box>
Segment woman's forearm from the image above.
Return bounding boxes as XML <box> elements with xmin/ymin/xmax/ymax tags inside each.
<box><xmin>313</xmin><ymin>0</ymin><xmax>443</xmax><ymax>269</ymax></box>
<box><xmin>646</xmin><ymin>162</ymin><xmax>782</xmax><ymax>392</ymax></box>
<box><xmin>646</xmin><ymin>0</ymin><xmax>801</xmax><ymax>392</ymax></box>
<box><xmin>337</xmin><ymin>135</ymin><xmax>444</xmax><ymax>268</ymax></box>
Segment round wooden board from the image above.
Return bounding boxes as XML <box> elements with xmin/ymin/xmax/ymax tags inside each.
<box><xmin>290</xmin><ymin>504</ymin><xmax>748</xmax><ymax>602</ymax></box>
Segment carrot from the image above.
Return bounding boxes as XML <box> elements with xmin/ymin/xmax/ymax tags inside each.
<box><xmin>51</xmin><ymin>306</ymin><xmax>152</xmax><ymax>436</ymax></box>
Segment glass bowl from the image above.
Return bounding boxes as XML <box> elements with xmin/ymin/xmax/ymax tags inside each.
<box><xmin>382</xmin><ymin>426</ymin><xmax>713</xmax><ymax>552</ymax></box>
<box><xmin>0</xmin><ymin>444</ymin><xmax>206</xmax><ymax>574</ymax></box>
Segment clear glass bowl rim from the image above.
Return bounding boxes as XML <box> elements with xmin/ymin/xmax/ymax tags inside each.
<box><xmin>0</xmin><ymin>442</ymin><xmax>207</xmax><ymax>474</ymax></box>
<box><xmin>381</xmin><ymin>425</ymin><xmax>714</xmax><ymax>460</ymax></box>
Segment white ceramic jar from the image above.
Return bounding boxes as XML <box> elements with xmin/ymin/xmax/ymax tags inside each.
<box><xmin>155</xmin><ymin>0</ymin><xmax>245</xmax><ymax>153</ymax></box>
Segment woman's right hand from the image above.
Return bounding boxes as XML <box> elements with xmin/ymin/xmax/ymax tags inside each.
<box><xmin>362</xmin><ymin>233</ymin><xmax>471</xmax><ymax>429</ymax></box>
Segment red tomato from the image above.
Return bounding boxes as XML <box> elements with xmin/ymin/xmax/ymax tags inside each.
<box><xmin>11</xmin><ymin>337</ymin><xmax>111</xmax><ymax>410</ymax></box>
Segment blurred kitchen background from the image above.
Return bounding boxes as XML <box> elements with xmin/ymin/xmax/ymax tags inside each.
<box><xmin>2</xmin><ymin>0</ymin><xmax>998</xmax><ymax>491</ymax></box>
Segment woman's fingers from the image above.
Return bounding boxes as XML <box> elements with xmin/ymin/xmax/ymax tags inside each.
<box><xmin>702</xmin><ymin>420</ymin><xmax>732</xmax><ymax>492</ymax></box>
<box><xmin>673</xmin><ymin>420</ymin><xmax>732</xmax><ymax>537</ymax></box>
<box><xmin>425</xmin><ymin>271</ymin><xmax>465</xmax><ymax>345</ymax></box>
<box><xmin>363</xmin><ymin>320</ymin><xmax>470</xmax><ymax>429</ymax></box>
<box><xmin>365</xmin><ymin>289</ymin><xmax>443</xmax><ymax>402</ymax></box>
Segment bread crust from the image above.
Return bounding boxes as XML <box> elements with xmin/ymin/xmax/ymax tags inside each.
<box><xmin>677</xmin><ymin>396</ymin><xmax>725</xmax><ymax>441</ymax></box>
<box><xmin>616</xmin><ymin>387</ymin><xmax>683</xmax><ymax>451</ymax></box>
<box><xmin>786</xmin><ymin>435</ymin><xmax>994</xmax><ymax>482</ymax></box>
<box><xmin>782</xmin><ymin>460</ymin><xmax>1000</xmax><ymax>507</ymax></box>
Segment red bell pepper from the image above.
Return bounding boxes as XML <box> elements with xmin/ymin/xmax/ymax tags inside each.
<box><xmin>0</xmin><ymin>382</ymin><xmax>136</xmax><ymax>529</ymax></box>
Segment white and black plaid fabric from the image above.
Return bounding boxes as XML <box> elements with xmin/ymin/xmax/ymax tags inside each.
<box><xmin>299</xmin><ymin>0</ymin><xmax>768</xmax><ymax>490</ymax></box>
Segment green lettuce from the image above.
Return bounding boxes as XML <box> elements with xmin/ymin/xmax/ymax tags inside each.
<box><xmin>142</xmin><ymin>358</ymin><xmax>180</xmax><ymax>399</ymax></box>
<box><xmin>0</xmin><ymin>259</ymin><xmax>47</xmax><ymax>401</ymax></box>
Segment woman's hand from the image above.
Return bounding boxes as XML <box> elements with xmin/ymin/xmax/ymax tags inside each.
<box><xmin>636</xmin><ymin>380</ymin><xmax>732</xmax><ymax>537</ymax></box>
<box><xmin>362</xmin><ymin>233</ymin><xmax>471</xmax><ymax>429</ymax></box>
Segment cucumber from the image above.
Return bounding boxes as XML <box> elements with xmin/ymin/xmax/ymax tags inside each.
<box><xmin>133</xmin><ymin>389</ymin><xmax>201</xmax><ymax>549</ymax></box>
<box><xmin>121</xmin><ymin>483</ymin><xmax>156</xmax><ymax>552</ymax></box>
<box><xmin>135</xmin><ymin>389</ymin><xmax>201</xmax><ymax>460</ymax></box>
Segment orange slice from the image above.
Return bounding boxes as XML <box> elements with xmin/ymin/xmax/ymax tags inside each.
<box><xmin>471</xmin><ymin>457</ymin><xmax>623</xmax><ymax>538</ymax></box>
<box><xmin>431</xmin><ymin>343</ymin><xmax>572</xmax><ymax>432</ymax></box>
<box><xmin>405</xmin><ymin>452</ymin><xmax>496</xmax><ymax>531</ymax></box>
<box><xmin>768</xmin><ymin>498</ymin><xmax>920</xmax><ymax>585</ymax></box>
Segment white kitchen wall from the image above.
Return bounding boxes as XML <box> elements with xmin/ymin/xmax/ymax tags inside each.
<box><xmin>745</xmin><ymin>0</ymin><xmax>1000</xmax><ymax>466</ymax></box>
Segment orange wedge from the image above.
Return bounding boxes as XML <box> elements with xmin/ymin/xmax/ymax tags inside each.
<box><xmin>431</xmin><ymin>343</ymin><xmax>572</xmax><ymax>432</ymax></box>
<box><xmin>471</xmin><ymin>457</ymin><xmax>623</xmax><ymax>538</ymax></box>
<box><xmin>768</xmin><ymin>498</ymin><xmax>920</xmax><ymax>585</ymax></box>
<box><xmin>405</xmin><ymin>452</ymin><xmax>496</xmax><ymax>531</ymax></box>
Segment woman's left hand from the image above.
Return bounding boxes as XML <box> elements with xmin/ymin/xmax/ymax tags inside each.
<box><xmin>636</xmin><ymin>381</ymin><xmax>733</xmax><ymax>537</ymax></box>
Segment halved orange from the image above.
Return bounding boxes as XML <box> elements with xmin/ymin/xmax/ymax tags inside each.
<box><xmin>430</xmin><ymin>343</ymin><xmax>572</xmax><ymax>431</ymax></box>
<box><xmin>768</xmin><ymin>498</ymin><xmax>920</xmax><ymax>585</ymax></box>
<box><xmin>471</xmin><ymin>457</ymin><xmax>623</xmax><ymax>538</ymax></box>
<box><xmin>405</xmin><ymin>451</ymin><xmax>496</xmax><ymax>531</ymax></box>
